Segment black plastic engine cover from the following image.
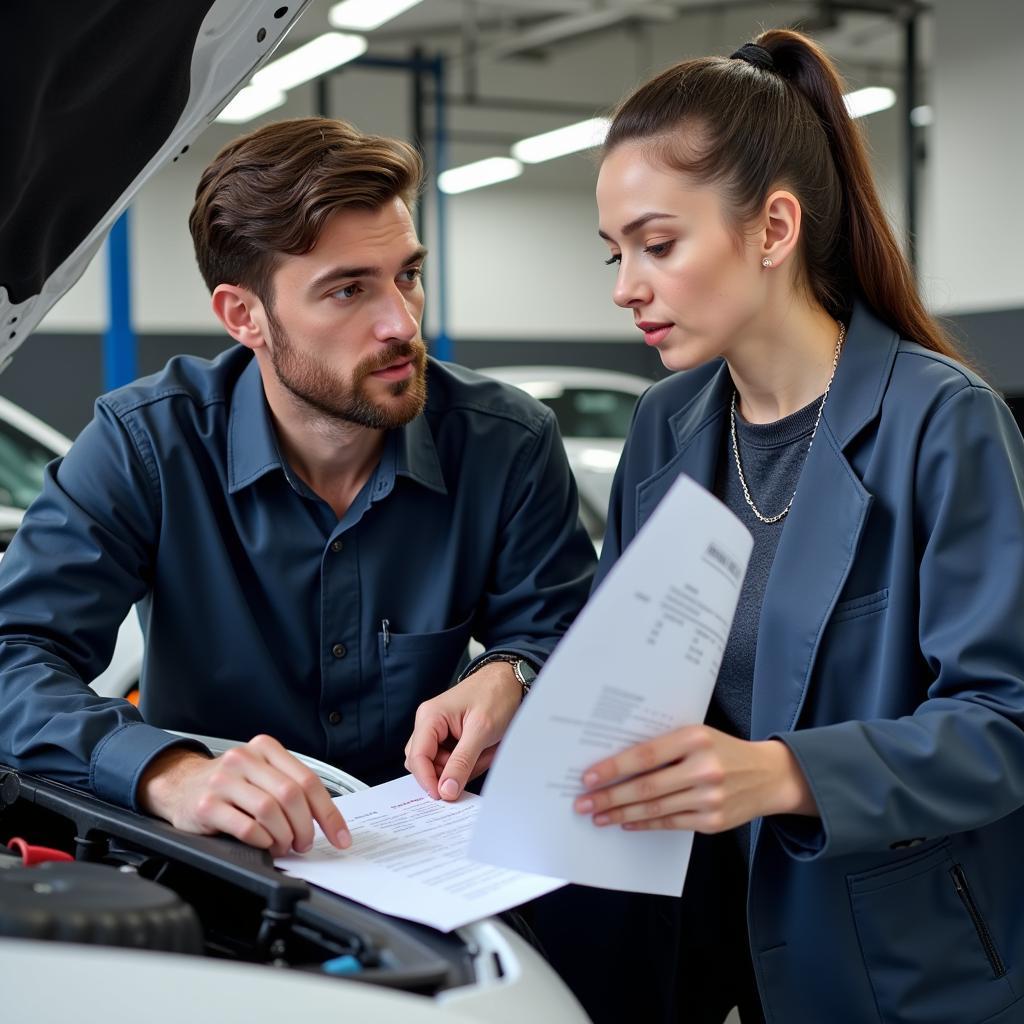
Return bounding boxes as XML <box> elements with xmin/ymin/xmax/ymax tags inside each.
<box><xmin>0</xmin><ymin>860</ymin><xmax>203</xmax><ymax>954</ymax></box>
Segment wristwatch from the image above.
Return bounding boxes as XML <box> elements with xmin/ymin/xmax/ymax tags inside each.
<box><xmin>511</xmin><ymin>657</ymin><xmax>538</xmax><ymax>695</ymax></box>
<box><xmin>461</xmin><ymin>652</ymin><xmax>539</xmax><ymax>696</ymax></box>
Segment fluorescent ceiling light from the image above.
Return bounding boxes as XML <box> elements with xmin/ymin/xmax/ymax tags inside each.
<box><xmin>251</xmin><ymin>32</ymin><xmax>367</xmax><ymax>93</ymax></box>
<box><xmin>844</xmin><ymin>86</ymin><xmax>896</xmax><ymax>119</ymax></box>
<box><xmin>216</xmin><ymin>85</ymin><xmax>286</xmax><ymax>124</ymax></box>
<box><xmin>329</xmin><ymin>0</ymin><xmax>424</xmax><ymax>32</ymax></box>
<box><xmin>438</xmin><ymin>157</ymin><xmax>523</xmax><ymax>195</ymax></box>
<box><xmin>910</xmin><ymin>105</ymin><xmax>933</xmax><ymax>127</ymax></box>
<box><xmin>512</xmin><ymin>117</ymin><xmax>610</xmax><ymax>164</ymax></box>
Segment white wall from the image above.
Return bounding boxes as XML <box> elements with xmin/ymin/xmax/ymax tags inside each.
<box><xmin>425</xmin><ymin>180</ymin><xmax>630</xmax><ymax>339</ymax></box>
<box><xmin>921</xmin><ymin>0</ymin><xmax>1024</xmax><ymax>314</ymax></box>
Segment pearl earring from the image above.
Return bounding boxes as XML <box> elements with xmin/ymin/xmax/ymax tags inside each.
<box><xmin>761</xmin><ymin>257</ymin><xmax>773</xmax><ymax>268</ymax></box>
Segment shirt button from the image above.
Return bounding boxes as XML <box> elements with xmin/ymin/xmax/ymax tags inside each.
<box><xmin>328</xmin><ymin>711</ymin><xmax>342</xmax><ymax>725</ymax></box>
<box><xmin>332</xmin><ymin>643</ymin><xmax>347</xmax><ymax>659</ymax></box>
<box><xmin>330</xmin><ymin>540</ymin><xmax>343</xmax><ymax>553</ymax></box>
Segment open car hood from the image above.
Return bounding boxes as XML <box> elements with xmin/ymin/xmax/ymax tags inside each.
<box><xmin>0</xmin><ymin>0</ymin><xmax>314</xmax><ymax>371</ymax></box>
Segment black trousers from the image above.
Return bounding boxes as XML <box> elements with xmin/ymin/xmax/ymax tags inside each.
<box><xmin>525</xmin><ymin>830</ymin><xmax>766</xmax><ymax>1024</ymax></box>
<box><xmin>674</xmin><ymin>830</ymin><xmax>765</xmax><ymax>1024</ymax></box>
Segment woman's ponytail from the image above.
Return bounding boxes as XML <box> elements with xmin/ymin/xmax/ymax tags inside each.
<box><xmin>604</xmin><ymin>28</ymin><xmax>969</xmax><ymax>364</ymax></box>
<box><xmin>755</xmin><ymin>29</ymin><xmax>965</xmax><ymax>362</ymax></box>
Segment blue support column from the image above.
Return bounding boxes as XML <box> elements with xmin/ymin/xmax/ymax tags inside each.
<box><xmin>104</xmin><ymin>210</ymin><xmax>137</xmax><ymax>391</ymax></box>
<box><xmin>431</xmin><ymin>55</ymin><xmax>452</xmax><ymax>362</ymax></box>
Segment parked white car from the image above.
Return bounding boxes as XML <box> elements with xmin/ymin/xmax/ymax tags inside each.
<box><xmin>0</xmin><ymin>395</ymin><xmax>144</xmax><ymax>701</ymax></box>
<box><xmin>478</xmin><ymin>366</ymin><xmax>651</xmax><ymax>546</ymax></box>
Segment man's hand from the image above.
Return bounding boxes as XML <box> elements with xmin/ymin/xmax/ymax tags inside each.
<box><xmin>404</xmin><ymin>661</ymin><xmax>523</xmax><ymax>801</ymax></box>
<box><xmin>573</xmin><ymin>725</ymin><xmax>818</xmax><ymax>833</ymax></box>
<box><xmin>138</xmin><ymin>734</ymin><xmax>351</xmax><ymax>857</ymax></box>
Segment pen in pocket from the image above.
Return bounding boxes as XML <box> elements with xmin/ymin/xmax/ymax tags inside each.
<box><xmin>381</xmin><ymin>618</ymin><xmax>390</xmax><ymax>650</ymax></box>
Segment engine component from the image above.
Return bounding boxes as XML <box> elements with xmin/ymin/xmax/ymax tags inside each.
<box><xmin>0</xmin><ymin>860</ymin><xmax>203</xmax><ymax>954</ymax></box>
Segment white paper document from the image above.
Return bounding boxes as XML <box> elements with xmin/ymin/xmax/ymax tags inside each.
<box><xmin>274</xmin><ymin>774</ymin><xmax>565</xmax><ymax>932</ymax></box>
<box><xmin>468</xmin><ymin>475</ymin><xmax>752</xmax><ymax>896</ymax></box>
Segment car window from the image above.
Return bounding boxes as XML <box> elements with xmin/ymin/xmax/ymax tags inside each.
<box><xmin>539</xmin><ymin>388</ymin><xmax>639</xmax><ymax>439</ymax></box>
<box><xmin>0</xmin><ymin>418</ymin><xmax>57</xmax><ymax>509</ymax></box>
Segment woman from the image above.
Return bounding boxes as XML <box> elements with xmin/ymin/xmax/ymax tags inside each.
<box><xmin>536</xmin><ymin>28</ymin><xmax>1024</xmax><ymax>1024</ymax></box>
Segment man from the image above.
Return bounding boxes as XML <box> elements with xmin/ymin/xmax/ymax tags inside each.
<box><xmin>0</xmin><ymin>117</ymin><xmax>595</xmax><ymax>858</ymax></box>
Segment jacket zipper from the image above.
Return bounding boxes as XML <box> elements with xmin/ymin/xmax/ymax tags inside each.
<box><xmin>950</xmin><ymin>864</ymin><xmax>1007</xmax><ymax>978</ymax></box>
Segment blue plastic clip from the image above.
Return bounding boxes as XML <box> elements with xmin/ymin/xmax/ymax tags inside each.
<box><xmin>322</xmin><ymin>955</ymin><xmax>363</xmax><ymax>975</ymax></box>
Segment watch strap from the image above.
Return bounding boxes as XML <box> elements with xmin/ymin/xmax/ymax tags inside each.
<box><xmin>459</xmin><ymin>651</ymin><xmax>538</xmax><ymax>696</ymax></box>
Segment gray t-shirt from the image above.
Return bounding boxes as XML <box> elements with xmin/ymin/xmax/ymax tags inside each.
<box><xmin>709</xmin><ymin>394</ymin><xmax>822</xmax><ymax>741</ymax></box>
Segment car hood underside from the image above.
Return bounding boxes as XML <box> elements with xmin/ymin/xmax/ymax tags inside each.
<box><xmin>2</xmin><ymin>1</ymin><xmax>216</xmax><ymax>307</ymax></box>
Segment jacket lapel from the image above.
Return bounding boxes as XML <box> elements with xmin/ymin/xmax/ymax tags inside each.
<box><xmin>635</xmin><ymin>361</ymin><xmax>732</xmax><ymax>526</ymax></box>
<box><xmin>749</xmin><ymin>302</ymin><xmax>899</xmax><ymax>742</ymax></box>
<box><xmin>631</xmin><ymin>304</ymin><xmax>899</xmax><ymax>745</ymax></box>
<box><xmin>748</xmin><ymin>421</ymin><xmax>872</xmax><ymax>741</ymax></box>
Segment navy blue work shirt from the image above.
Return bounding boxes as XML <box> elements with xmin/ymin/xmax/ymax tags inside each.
<box><xmin>0</xmin><ymin>348</ymin><xmax>596</xmax><ymax>808</ymax></box>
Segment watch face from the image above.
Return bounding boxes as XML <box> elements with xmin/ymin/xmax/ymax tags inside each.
<box><xmin>515</xmin><ymin>659</ymin><xmax>538</xmax><ymax>686</ymax></box>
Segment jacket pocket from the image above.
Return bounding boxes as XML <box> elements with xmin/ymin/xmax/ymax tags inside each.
<box><xmin>848</xmin><ymin>841</ymin><xmax>1015</xmax><ymax>1024</ymax></box>
<box><xmin>949</xmin><ymin>863</ymin><xmax>1008</xmax><ymax>979</ymax></box>
<box><xmin>378</xmin><ymin>614</ymin><xmax>474</xmax><ymax>748</ymax></box>
<box><xmin>809</xmin><ymin>588</ymin><xmax>891</xmax><ymax>723</ymax></box>
<box><xmin>829</xmin><ymin>587</ymin><xmax>888</xmax><ymax>624</ymax></box>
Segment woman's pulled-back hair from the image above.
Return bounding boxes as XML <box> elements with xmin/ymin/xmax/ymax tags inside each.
<box><xmin>605</xmin><ymin>28</ymin><xmax>964</xmax><ymax>362</ymax></box>
<box><xmin>189</xmin><ymin>116</ymin><xmax>423</xmax><ymax>306</ymax></box>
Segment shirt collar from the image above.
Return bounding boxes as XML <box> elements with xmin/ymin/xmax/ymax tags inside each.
<box><xmin>227</xmin><ymin>355</ymin><xmax>284</xmax><ymax>494</ymax></box>
<box><xmin>227</xmin><ymin>353</ymin><xmax>448</xmax><ymax>497</ymax></box>
<box><xmin>395</xmin><ymin>398</ymin><xmax>447</xmax><ymax>495</ymax></box>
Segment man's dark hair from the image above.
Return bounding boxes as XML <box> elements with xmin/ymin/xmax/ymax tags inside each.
<box><xmin>189</xmin><ymin>117</ymin><xmax>423</xmax><ymax>305</ymax></box>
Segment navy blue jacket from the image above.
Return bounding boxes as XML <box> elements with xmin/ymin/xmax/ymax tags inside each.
<box><xmin>0</xmin><ymin>350</ymin><xmax>595</xmax><ymax>808</ymax></box>
<box><xmin>545</xmin><ymin>303</ymin><xmax>1024</xmax><ymax>1024</ymax></box>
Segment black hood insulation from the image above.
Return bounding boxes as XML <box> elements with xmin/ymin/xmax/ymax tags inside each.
<box><xmin>1</xmin><ymin>0</ymin><xmax>217</xmax><ymax>304</ymax></box>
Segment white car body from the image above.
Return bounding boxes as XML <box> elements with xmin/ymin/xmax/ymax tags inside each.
<box><xmin>0</xmin><ymin>394</ymin><xmax>144</xmax><ymax>699</ymax></box>
<box><xmin>1</xmin><ymin>743</ymin><xmax>588</xmax><ymax>1023</ymax></box>
<box><xmin>66</xmin><ymin>736</ymin><xmax>585</xmax><ymax>1024</ymax></box>
<box><xmin>477</xmin><ymin>366</ymin><xmax>651</xmax><ymax>545</ymax></box>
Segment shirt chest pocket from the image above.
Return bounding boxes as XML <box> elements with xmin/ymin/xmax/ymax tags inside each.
<box><xmin>378</xmin><ymin>613</ymin><xmax>474</xmax><ymax>747</ymax></box>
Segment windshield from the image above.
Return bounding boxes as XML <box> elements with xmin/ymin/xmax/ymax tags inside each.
<box><xmin>0</xmin><ymin>418</ymin><xmax>58</xmax><ymax>509</ymax></box>
<box><xmin>539</xmin><ymin>388</ymin><xmax>639</xmax><ymax>439</ymax></box>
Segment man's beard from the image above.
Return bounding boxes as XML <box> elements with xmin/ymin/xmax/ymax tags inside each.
<box><xmin>265</xmin><ymin>309</ymin><xmax>428</xmax><ymax>430</ymax></box>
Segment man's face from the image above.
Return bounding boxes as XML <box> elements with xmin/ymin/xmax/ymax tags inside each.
<box><xmin>261</xmin><ymin>197</ymin><xmax>428</xmax><ymax>430</ymax></box>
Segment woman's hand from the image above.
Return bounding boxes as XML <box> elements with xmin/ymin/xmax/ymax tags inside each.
<box><xmin>573</xmin><ymin>725</ymin><xmax>818</xmax><ymax>832</ymax></box>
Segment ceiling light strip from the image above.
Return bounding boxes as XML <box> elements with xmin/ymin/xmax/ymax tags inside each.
<box><xmin>328</xmin><ymin>0</ymin><xmax>424</xmax><ymax>32</ymax></box>
<box><xmin>512</xmin><ymin>117</ymin><xmax>610</xmax><ymax>164</ymax></box>
<box><xmin>438</xmin><ymin>157</ymin><xmax>523</xmax><ymax>195</ymax></box>
<box><xmin>252</xmin><ymin>32</ymin><xmax>367</xmax><ymax>93</ymax></box>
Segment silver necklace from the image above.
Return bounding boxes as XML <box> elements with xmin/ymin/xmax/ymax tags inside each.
<box><xmin>730</xmin><ymin>320</ymin><xmax>846</xmax><ymax>525</ymax></box>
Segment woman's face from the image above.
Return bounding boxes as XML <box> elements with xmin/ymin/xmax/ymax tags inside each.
<box><xmin>596</xmin><ymin>142</ymin><xmax>767</xmax><ymax>371</ymax></box>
